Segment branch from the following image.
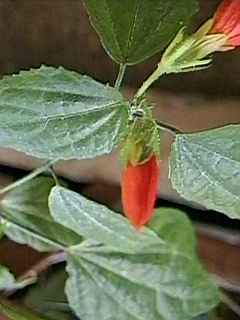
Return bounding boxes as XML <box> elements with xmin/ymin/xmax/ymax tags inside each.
<box><xmin>0</xmin><ymin>159</ymin><xmax>58</xmax><ymax>194</ymax></box>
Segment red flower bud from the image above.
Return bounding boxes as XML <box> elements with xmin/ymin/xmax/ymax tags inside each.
<box><xmin>210</xmin><ymin>0</ymin><xmax>240</xmax><ymax>47</ymax></box>
<box><xmin>121</xmin><ymin>155</ymin><xmax>160</xmax><ymax>229</ymax></box>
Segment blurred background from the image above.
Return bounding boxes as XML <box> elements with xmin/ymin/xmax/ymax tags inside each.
<box><xmin>0</xmin><ymin>1</ymin><xmax>240</xmax><ymax>319</ymax></box>
<box><xmin>0</xmin><ymin>0</ymin><xmax>239</xmax><ymax>97</ymax></box>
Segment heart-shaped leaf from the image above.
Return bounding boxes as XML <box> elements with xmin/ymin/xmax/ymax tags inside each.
<box><xmin>83</xmin><ymin>0</ymin><xmax>198</xmax><ymax>65</ymax></box>
<box><xmin>64</xmin><ymin>207</ymin><xmax>219</xmax><ymax>320</ymax></box>
<box><xmin>0</xmin><ymin>66</ymin><xmax>128</xmax><ymax>160</ymax></box>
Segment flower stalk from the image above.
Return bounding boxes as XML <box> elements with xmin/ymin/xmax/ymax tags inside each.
<box><xmin>136</xmin><ymin>0</ymin><xmax>240</xmax><ymax>98</ymax></box>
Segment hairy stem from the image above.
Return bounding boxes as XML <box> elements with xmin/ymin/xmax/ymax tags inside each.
<box><xmin>48</xmin><ymin>166</ymin><xmax>60</xmax><ymax>186</ymax></box>
<box><xmin>136</xmin><ymin>63</ymin><xmax>166</xmax><ymax>98</ymax></box>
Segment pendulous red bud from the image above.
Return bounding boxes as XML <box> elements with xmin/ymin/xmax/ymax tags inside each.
<box><xmin>121</xmin><ymin>155</ymin><xmax>160</xmax><ymax>229</ymax></box>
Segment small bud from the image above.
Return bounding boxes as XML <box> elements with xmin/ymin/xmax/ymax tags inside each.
<box><xmin>120</xmin><ymin>101</ymin><xmax>161</xmax><ymax>229</ymax></box>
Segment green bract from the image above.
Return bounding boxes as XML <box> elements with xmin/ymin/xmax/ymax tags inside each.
<box><xmin>160</xmin><ymin>20</ymin><xmax>226</xmax><ymax>73</ymax></box>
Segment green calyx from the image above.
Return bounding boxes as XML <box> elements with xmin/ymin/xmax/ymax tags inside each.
<box><xmin>120</xmin><ymin>100</ymin><xmax>161</xmax><ymax>167</ymax></box>
<box><xmin>160</xmin><ymin>19</ymin><xmax>227</xmax><ymax>73</ymax></box>
<box><xmin>136</xmin><ymin>19</ymin><xmax>227</xmax><ymax>99</ymax></box>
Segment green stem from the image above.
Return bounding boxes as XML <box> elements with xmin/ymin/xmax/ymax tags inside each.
<box><xmin>0</xmin><ymin>159</ymin><xmax>58</xmax><ymax>194</ymax></box>
<box><xmin>48</xmin><ymin>166</ymin><xmax>60</xmax><ymax>186</ymax></box>
<box><xmin>4</xmin><ymin>252</ymin><xmax>66</xmax><ymax>297</ymax></box>
<box><xmin>136</xmin><ymin>63</ymin><xmax>166</xmax><ymax>98</ymax></box>
<box><xmin>114</xmin><ymin>64</ymin><xmax>127</xmax><ymax>89</ymax></box>
<box><xmin>157</xmin><ymin>122</ymin><xmax>179</xmax><ymax>136</ymax></box>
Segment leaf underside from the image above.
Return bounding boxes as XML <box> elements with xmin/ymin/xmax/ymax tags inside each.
<box><xmin>49</xmin><ymin>186</ymin><xmax>219</xmax><ymax>320</ymax></box>
<box><xmin>170</xmin><ymin>125</ymin><xmax>240</xmax><ymax>219</ymax></box>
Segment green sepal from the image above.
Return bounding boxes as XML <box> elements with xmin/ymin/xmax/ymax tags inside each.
<box><xmin>120</xmin><ymin>100</ymin><xmax>160</xmax><ymax>167</ymax></box>
<box><xmin>160</xmin><ymin>21</ymin><xmax>227</xmax><ymax>74</ymax></box>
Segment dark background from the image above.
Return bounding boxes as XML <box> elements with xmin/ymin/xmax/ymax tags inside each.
<box><xmin>0</xmin><ymin>0</ymin><xmax>239</xmax><ymax>97</ymax></box>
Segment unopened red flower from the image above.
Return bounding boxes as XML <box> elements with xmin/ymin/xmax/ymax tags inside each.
<box><xmin>158</xmin><ymin>0</ymin><xmax>240</xmax><ymax>75</ymax></box>
<box><xmin>210</xmin><ymin>0</ymin><xmax>240</xmax><ymax>48</ymax></box>
<box><xmin>122</xmin><ymin>155</ymin><xmax>160</xmax><ymax>229</ymax></box>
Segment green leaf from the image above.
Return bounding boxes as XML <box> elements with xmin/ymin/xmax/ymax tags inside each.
<box><xmin>23</xmin><ymin>268</ymin><xmax>72</xmax><ymax>320</ymax></box>
<box><xmin>49</xmin><ymin>186</ymin><xmax>161</xmax><ymax>254</ymax></box>
<box><xmin>0</xmin><ymin>266</ymin><xmax>30</xmax><ymax>292</ymax></box>
<box><xmin>0</xmin><ymin>222</ymin><xmax>17</xmax><ymax>292</ymax></box>
<box><xmin>0</xmin><ymin>177</ymin><xmax>82</xmax><ymax>251</ymax></box>
<box><xmin>83</xmin><ymin>0</ymin><xmax>198</xmax><ymax>65</ymax></box>
<box><xmin>0</xmin><ymin>221</ymin><xmax>5</xmax><ymax>239</ymax></box>
<box><xmin>0</xmin><ymin>266</ymin><xmax>16</xmax><ymax>291</ymax></box>
<box><xmin>148</xmin><ymin>208</ymin><xmax>197</xmax><ymax>256</ymax></box>
<box><xmin>0</xmin><ymin>298</ymin><xmax>50</xmax><ymax>320</ymax></box>
<box><xmin>170</xmin><ymin>125</ymin><xmax>240</xmax><ymax>219</ymax></box>
<box><xmin>65</xmin><ymin>208</ymin><xmax>219</xmax><ymax>320</ymax></box>
<box><xmin>66</xmin><ymin>255</ymin><xmax>217</xmax><ymax>320</ymax></box>
<box><xmin>0</xmin><ymin>66</ymin><xmax>128</xmax><ymax>160</ymax></box>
